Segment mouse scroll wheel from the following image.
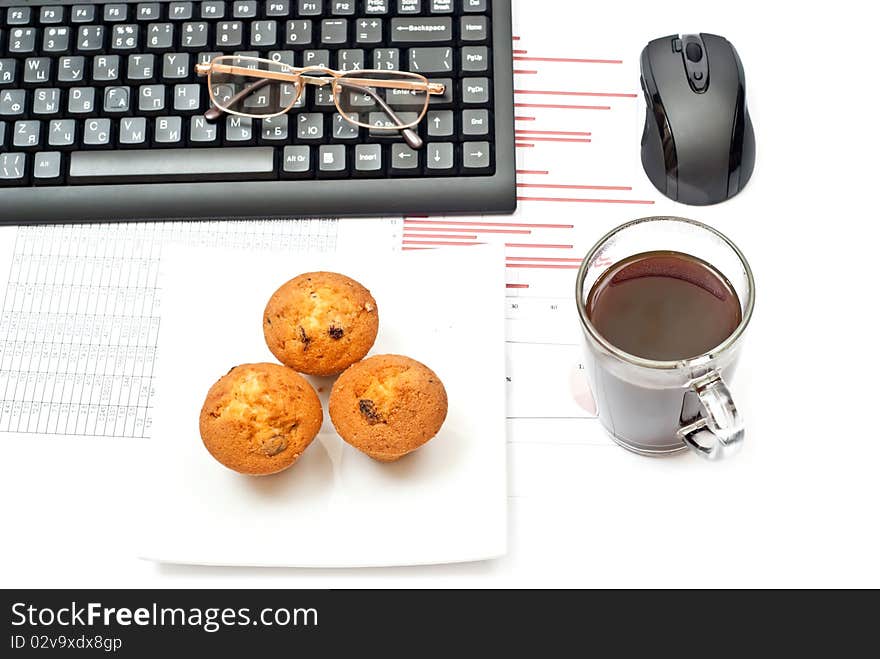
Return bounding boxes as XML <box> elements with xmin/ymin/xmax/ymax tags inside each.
<box><xmin>685</xmin><ymin>42</ymin><xmax>703</xmax><ymax>63</ymax></box>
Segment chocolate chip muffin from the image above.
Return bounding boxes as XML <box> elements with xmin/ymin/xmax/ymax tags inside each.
<box><xmin>263</xmin><ymin>272</ymin><xmax>379</xmax><ymax>377</ymax></box>
<box><xmin>328</xmin><ymin>355</ymin><xmax>448</xmax><ymax>462</ymax></box>
<box><xmin>199</xmin><ymin>363</ymin><xmax>323</xmax><ymax>475</ymax></box>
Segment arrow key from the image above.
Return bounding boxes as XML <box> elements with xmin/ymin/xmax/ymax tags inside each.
<box><xmin>426</xmin><ymin>110</ymin><xmax>453</xmax><ymax>137</ymax></box>
<box><xmin>391</xmin><ymin>143</ymin><xmax>419</xmax><ymax>175</ymax></box>
<box><xmin>426</xmin><ymin>142</ymin><xmax>453</xmax><ymax>174</ymax></box>
<box><xmin>462</xmin><ymin>140</ymin><xmax>491</xmax><ymax>173</ymax></box>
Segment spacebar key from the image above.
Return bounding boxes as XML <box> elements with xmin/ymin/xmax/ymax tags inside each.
<box><xmin>69</xmin><ymin>148</ymin><xmax>276</xmax><ymax>183</ymax></box>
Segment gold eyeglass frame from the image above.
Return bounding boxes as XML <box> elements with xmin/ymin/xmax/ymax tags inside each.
<box><xmin>195</xmin><ymin>56</ymin><xmax>446</xmax><ymax>148</ymax></box>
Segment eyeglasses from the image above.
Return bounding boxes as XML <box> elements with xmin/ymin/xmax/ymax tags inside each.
<box><xmin>194</xmin><ymin>56</ymin><xmax>446</xmax><ymax>150</ymax></box>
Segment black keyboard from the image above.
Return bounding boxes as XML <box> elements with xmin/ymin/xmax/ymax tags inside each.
<box><xmin>0</xmin><ymin>0</ymin><xmax>515</xmax><ymax>223</ymax></box>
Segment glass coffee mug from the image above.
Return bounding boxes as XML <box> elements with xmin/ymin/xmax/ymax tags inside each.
<box><xmin>575</xmin><ymin>216</ymin><xmax>755</xmax><ymax>460</ymax></box>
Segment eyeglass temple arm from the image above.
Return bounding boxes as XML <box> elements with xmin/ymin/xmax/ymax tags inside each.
<box><xmin>337</xmin><ymin>80</ymin><xmax>423</xmax><ymax>150</ymax></box>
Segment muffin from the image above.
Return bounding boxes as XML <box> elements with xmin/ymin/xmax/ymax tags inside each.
<box><xmin>199</xmin><ymin>363</ymin><xmax>323</xmax><ymax>475</ymax></box>
<box><xmin>329</xmin><ymin>355</ymin><xmax>448</xmax><ymax>462</ymax></box>
<box><xmin>263</xmin><ymin>272</ymin><xmax>379</xmax><ymax>377</ymax></box>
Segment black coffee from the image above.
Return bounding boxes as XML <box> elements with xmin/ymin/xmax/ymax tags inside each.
<box><xmin>586</xmin><ymin>251</ymin><xmax>741</xmax><ymax>361</ymax></box>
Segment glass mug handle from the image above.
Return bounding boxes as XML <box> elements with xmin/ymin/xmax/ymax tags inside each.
<box><xmin>676</xmin><ymin>371</ymin><xmax>744</xmax><ymax>460</ymax></box>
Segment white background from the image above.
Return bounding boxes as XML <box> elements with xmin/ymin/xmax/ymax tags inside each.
<box><xmin>2</xmin><ymin>0</ymin><xmax>879</xmax><ymax>588</ymax></box>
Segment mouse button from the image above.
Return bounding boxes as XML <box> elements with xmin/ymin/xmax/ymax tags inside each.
<box><xmin>686</xmin><ymin>42</ymin><xmax>703</xmax><ymax>62</ymax></box>
<box><xmin>672</xmin><ymin>38</ymin><xmax>682</xmax><ymax>53</ymax></box>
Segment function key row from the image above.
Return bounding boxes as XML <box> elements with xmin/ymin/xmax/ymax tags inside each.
<box><xmin>3</xmin><ymin>1</ymin><xmax>490</xmax><ymax>26</ymax></box>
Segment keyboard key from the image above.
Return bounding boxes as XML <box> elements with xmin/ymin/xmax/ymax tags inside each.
<box><xmin>261</xmin><ymin>115</ymin><xmax>288</xmax><ymax>141</ymax></box>
<box><xmin>462</xmin><ymin>77</ymin><xmax>489</xmax><ymax>104</ymax></box>
<box><xmin>216</xmin><ymin>21</ymin><xmax>244</xmax><ymax>47</ymax></box>
<box><xmin>169</xmin><ymin>3</ymin><xmax>195</xmax><ymax>20</ymax></box>
<box><xmin>318</xmin><ymin>144</ymin><xmax>346</xmax><ymax>176</ymax></box>
<box><xmin>0</xmin><ymin>60</ymin><xmax>17</xmax><ymax>86</ymax></box>
<box><xmin>282</xmin><ymin>145</ymin><xmax>311</xmax><ymax>177</ymax></box>
<box><xmin>321</xmin><ymin>19</ymin><xmax>347</xmax><ymax>45</ymax></box>
<box><xmin>127</xmin><ymin>54</ymin><xmax>156</xmax><ymax>81</ymax></box>
<box><xmin>0</xmin><ymin>89</ymin><xmax>27</xmax><ymax>116</ymax></box>
<box><xmin>139</xmin><ymin>85</ymin><xmax>166</xmax><ymax>112</ymax></box>
<box><xmin>285</xmin><ymin>20</ymin><xmax>313</xmax><ymax>45</ymax></box>
<box><xmin>33</xmin><ymin>151</ymin><xmax>63</xmax><ymax>182</ymax></box>
<box><xmin>13</xmin><ymin>119</ymin><xmax>41</xmax><ymax>148</ymax></box>
<box><xmin>462</xmin><ymin>45</ymin><xmax>489</xmax><ymax>72</ymax></box>
<box><xmin>354</xmin><ymin>18</ymin><xmax>383</xmax><ymax>44</ymax></box>
<box><xmin>93</xmin><ymin>55</ymin><xmax>121</xmax><ymax>82</ymax></box>
<box><xmin>398</xmin><ymin>0</ymin><xmax>421</xmax><ymax>13</ymax></box>
<box><xmin>461</xmin><ymin>15</ymin><xmax>489</xmax><ymax>42</ymax></box>
<box><xmin>58</xmin><ymin>56</ymin><xmax>85</xmax><ymax>83</ymax></box>
<box><xmin>390</xmin><ymin>17</ymin><xmax>452</xmax><ymax>43</ymax></box>
<box><xmin>0</xmin><ymin>153</ymin><xmax>27</xmax><ymax>184</ymax></box>
<box><xmin>154</xmin><ymin>116</ymin><xmax>183</xmax><ymax>143</ymax></box>
<box><xmin>463</xmin><ymin>0</ymin><xmax>488</xmax><ymax>11</ymax></box>
<box><xmin>67</xmin><ymin>87</ymin><xmax>95</xmax><ymax>114</ymax></box>
<box><xmin>430</xmin><ymin>0</ymin><xmax>453</xmax><ymax>13</ymax></box>
<box><xmin>119</xmin><ymin>116</ymin><xmax>148</xmax><ymax>144</ymax></box>
<box><xmin>409</xmin><ymin>47</ymin><xmax>453</xmax><ymax>73</ymax></box>
<box><xmin>32</xmin><ymin>88</ymin><xmax>61</xmax><ymax>115</ymax></box>
<box><xmin>48</xmin><ymin>119</ymin><xmax>76</xmax><ymax>146</ymax></box>
<box><xmin>147</xmin><ymin>23</ymin><xmax>175</xmax><ymax>50</ymax></box>
<box><xmin>250</xmin><ymin>21</ymin><xmax>277</xmax><ymax>47</ymax></box>
<box><xmin>373</xmin><ymin>48</ymin><xmax>399</xmax><ymax>70</ymax></box>
<box><xmin>112</xmin><ymin>24</ymin><xmax>139</xmax><ymax>51</ymax></box>
<box><xmin>71</xmin><ymin>6</ymin><xmax>96</xmax><ymax>24</ymax></box>
<box><xmin>266</xmin><ymin>1</ymin><xmax>291</xmax><ymax>18</ymax></box>
<box><xmin>390</xmin><ymin>142</ymin><xmax>418</xmax><ymax>172</ymax></box>
<box><xmin>332</xmin><ymin>1</ymin><xmax>356</xmax><ymax>15</ymax></box>
<box><xmin>233</xmin><ymin>1</ymin><xmax>258</xmax><ymax>18</ymax></box>
<box><xmin>6</xmin><ymin>7</ymin><xmax>31</xmax><ymax>26</ymax></box>
<box><xmin>337</xmin><ymin>49</ymin><xmax>364</xmax><ymax>71</ymax></box>
<box><xmin>69</xmin><ymin>147</ymin><xmax>276</xmax><ymax>182</ymax></box>
<box><xmin>365</xmin><ymin>0</ymin><xmax>390</xmax><ymax>13</ymax></box>
<box><xmin>462</xmin><ymin>108</ymin><xmax>489</xmax><ymax>135</ymax></box>
<box><xmin>426</xmin><ymin>110</ymin><xmax>453</xmax><ymax>136</ymax></box>
<box><xmin>426</xmin><ymin>142</ymin><xmax>453</xmax><ymax>171</ymax></box>
<box><xmin>163</xmin><ymin>53</ymin><xmax>190</xmax><ymax>80</ymax></box>
<box><xmin>200</xmin><ymin>1</ymin><xmax>225</xmax><ymax>19</ymax></box>
<box><xmin>40</xmin><ymin>7</ymin><xmax>65</xmax><ymax>25</ymax></box>
<box><xmin>189</xmin><ymin>115</ymin><xmax>218</xmax><ymax>143</ymax></box>
<box><xmin>302</xmin><ymin>49</ymin><xmax>330</xmax><ymax>67</ymax></box>
<box><xmin>42</xmin><ymin>26</ymin><xmax>72</xmax><ymax>53</ymax></box>
<box><xmin>225</xmin><ymin>115</ymin><xmax>253</xmax><ymax>142</ymax></box>
<box><xmin>137</xmin><ymin>4</ymin><xmax>162</xmax><ymax>21</ymax></box>
<box><xmin>173</xmin><ymin>84</ymin><xmax>201</xmax><ymax>111</ymax></box>
<box><xmin>332</xmin><ymin>112</ymin><xmax>359</xmax><ymax>139</ymax></box>
<box><xmin>83</xmin><ymin>117</ymin><xmax>111</xmax><ymax>145</ymax></box>
<box><xmin>76</xmin><ymin>25</ymin><xmax>105</xmax><ymax>52</ymax></box>
<box><xmin>354</xmin><ymin>143</ymin><xmax>382</xmax><ymax>174</ymax></box>
<box><xmin>297</xmin><ymin>112</ymin><xmax>324</xmax><ymax>140</ymax></box>
<box><xmin>23</xmin><ymin>58</ymin><xmax>52</xmax><ymax>85</ymax></box>
<box><xmin>104</xmin><ymin>5</ymin><xmax>128</xmax><ymax>22</ymax></box>
<box><xmin>104</xmin><ymin>86</ymin><xmax>131</xmax><ymax>112</ymax></box>
<box><xmin>0</xmin><ymin>121</ymin><xmax>5</xmax><ymax>148</ymax></box>
<box><xmin>297</xmin><ymin>1</ymin><xmax>323</xmax><ymax>16</ymax></box>
<box><xmin>462</xmin><ymin>140</ymin><xmax>490</xmax><ymax>171</ymax></box>
<box><xmin>181</xmin><ymin>22</ymin><xmax>209</xmax><ymax>49</ymax></box>
<box><xmin>9</xmin><ymin>27</ymin><xmax>37</xmax><ymax>54</ymax></box>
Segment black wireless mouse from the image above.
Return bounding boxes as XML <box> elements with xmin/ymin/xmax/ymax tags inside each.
<box><xmin>639</xmin><ymin>33</ymin><xmax>755</xmax><ymax>206</ymax></box>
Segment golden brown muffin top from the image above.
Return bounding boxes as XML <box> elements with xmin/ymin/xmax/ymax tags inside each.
<box><xmin>329</xmin><ymin>354</ymin><xmax>448</xmax><ymax>461</ymax></box>
<box><xmin>263</xmin><ymin>271</ymin><xmax>379</xmax><ymax>377</ymax></box>
<box><xmin>199</xmin><ymin>363</ymin><xmax>323</xmax><ymax>475</ymax></box>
